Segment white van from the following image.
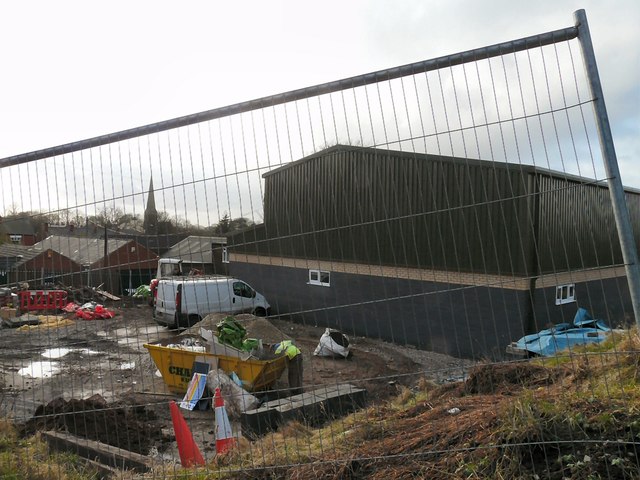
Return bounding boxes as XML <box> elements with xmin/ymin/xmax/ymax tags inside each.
<box><xmin>153</xmin><ymin>276</ymin><xmax>271</xmax><ymax>329</ymax></box>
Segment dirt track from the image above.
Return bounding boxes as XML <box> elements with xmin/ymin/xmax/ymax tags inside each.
<box><xmin>0</xmin><ymin>303</ymin><xmax>474</xmax><ymax>460</ymax></box>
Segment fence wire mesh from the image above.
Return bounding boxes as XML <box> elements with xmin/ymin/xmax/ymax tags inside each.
<box><xmin>0</xmin><ymin>11</ymin><xmax>639</xmax><ymax>480</ymax></box>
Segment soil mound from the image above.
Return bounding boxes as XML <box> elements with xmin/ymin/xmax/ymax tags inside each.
<box><xmin>185</xmin><ymin>313</ymin><xmax>291</xmax><ymax>344</ymax></box>
<box><xmin>464</xmin><ymin>362</ymin><xmax>565</xmax><ymax>394</ymax></box>
<box><xmin>20</xmin><ymin>394</ymin><xmax>167</xmax><ymax>455</ymax></box>
<box><xmin>237</xmin><ymin>317</ymin><xmax>292</xmax><ymax>344</ymax></box>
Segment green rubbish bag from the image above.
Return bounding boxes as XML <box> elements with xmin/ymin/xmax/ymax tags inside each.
<box><xmin>132</xmin><ymin>284</ymin><xmax>151</xmax><ymax>298</ymax></box>
<box><xmin>216</xmin><ymin>316</ymin><xmax>247</xmax><ymax>350</ymax></box>
<box><xmin>242</xmin><ymin>338</ymin><xmax>259</xmax><ymax>352</ymax></box>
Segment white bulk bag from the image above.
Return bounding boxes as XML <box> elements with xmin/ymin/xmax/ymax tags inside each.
<box><xmin>313</xmin><ymin>328</ymin><xmax>351</xmax><ymax>358</ymax></box>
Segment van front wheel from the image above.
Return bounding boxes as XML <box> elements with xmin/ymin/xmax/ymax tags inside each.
<box><xmin>254</xmin><ymin>307</ymin><xmax>267</xmax><ymax>317</ymax></box>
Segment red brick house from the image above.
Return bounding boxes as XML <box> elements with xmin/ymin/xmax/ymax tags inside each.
<box><xmin>0</xmin><ymin>217</ymin><xmax>38</xmax><ymax>246</ymax></box>
<box><xmin>1</xmin><ymin>235</ymin><xmax>159</xmax><ymax>294</ymax></box>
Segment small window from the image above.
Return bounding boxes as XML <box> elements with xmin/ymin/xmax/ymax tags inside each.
<box><xmin>233</xmin><ymin>281</ymin><xmax>254</xmax><ymax>298</ymax></box>
<box><xmin>161</xmin><ymin>263</ymin><xmax>180</xmax><ymax>277</ymax></box>
<box><xmin>222</xmin><ymin>247</ymin><xmax>229</xmax><ymax>264</ymax></box>
<box><xmin>9</xmin><ymin>234</ymin><xmax>22</xmax><ymax>244</ymax></box>
<box><xmin>309</xmin><ymin>269</ymin><xmax>330</xmax><ymax>287</ymax></box>
<box><xmin>555</xmin><ymin>284</ymin><xmax>576</xmax><ymax>305</ymax></box>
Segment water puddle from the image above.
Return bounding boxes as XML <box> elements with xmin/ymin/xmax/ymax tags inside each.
<box><xmin>42</xmin><ymin>348</ymin><xmax>100</xmax><ymax>359</ymax></box>
<box><xmin>78</xmin><ymin>348</ymin><xmax>100</xmax><ymax>356</ymax></box>
<box><xmin>95</xmin><ymin>326</ymin><xmax>172</xmax><ymax>351</ymax></box>
<box><xmin>116</xmin><ymin>337</ymin><xmax>143</xmax><ymax>346</ymax></box>
<box><xmin>106</xmin><ymin>328</ymin><xmax>136</xmax><ymax>338</ymax></box>
<box><xmin>18</xmin><ymin>361</ymin><xmax>60</xmax><ymax>378</ymax></box>
<box><xmin>137</xmin><ymin>325</ymin><xmax>167</xmax><ymax>336</ymax></box>
<box><xmin>41</xmin><ymin>348</ymin><xmax>72</xmax><ymax>359</ymax></box>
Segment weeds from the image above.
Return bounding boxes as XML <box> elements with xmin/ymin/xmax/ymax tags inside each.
<box><xmin>0</xmin><ymin>429</ymin><xmax>99</xmax><ymax>480</ymax></box>
<box><xmin>15</xmin><ymin>327</ymin><xmax>640</xmax><ymax>479</ymax></box>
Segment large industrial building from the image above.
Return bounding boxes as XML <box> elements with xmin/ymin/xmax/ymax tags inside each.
<box><xmin>227</xmin><ymin>145</ymin><xmax>640</xmax><ymax>359</ymax></box>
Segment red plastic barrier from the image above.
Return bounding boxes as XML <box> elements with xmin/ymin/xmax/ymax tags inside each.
<box><xmin>18</xmin><ymin>290</ymin><xmax>68</xmax><ymax>311</ymax></box>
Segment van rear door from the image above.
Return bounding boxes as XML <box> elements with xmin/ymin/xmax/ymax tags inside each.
<box><xmin>154</xmin><ymin>279</ymin><xmax>179</xmax><ymax>327</ymax></box>
<box><xmin>156</xmin><ymin>281</ymin><xmax>177</xmax><ymax>312</ymax></box>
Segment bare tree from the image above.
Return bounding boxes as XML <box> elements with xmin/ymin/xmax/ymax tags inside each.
<box><xmin>91</xmin><ymin>207</ymin><xmax>143</xmax><ymax>232</ymax></box>
<box><xmin>207</xmin><ymin>213</ymin><xmax>254</xmax><ymax>235</ymax></box>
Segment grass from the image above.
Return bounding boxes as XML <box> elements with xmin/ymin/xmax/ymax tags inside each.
<box><xmin>486</xmin><ymin>327</ymin><xmax>640</xmax><ymax>479</ymax></box>
<box><xmin>0</xmin><ymin>420</ymin><xmax>99</xmax><ymax>480</ymax></box>
<box><xmin>6</xmin><ymin>329</ymin><xmax>640</xmax><ymax>479</ymax></box>
<box><xmin>193</xmin><ymin>328</ymin><xmax>640</xmax><ymax>479</ymax></box>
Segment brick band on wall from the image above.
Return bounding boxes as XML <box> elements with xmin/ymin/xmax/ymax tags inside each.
<box><xmin>230</xmin><ymin>253</ymin><xmax>625</xmax><ymax>291</ymax></box>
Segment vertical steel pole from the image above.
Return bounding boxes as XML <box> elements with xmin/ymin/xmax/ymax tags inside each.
<box><xmin>574</xmin><ymin>9</ymin><xmax>640</xmax><ymax>327</ymax></box>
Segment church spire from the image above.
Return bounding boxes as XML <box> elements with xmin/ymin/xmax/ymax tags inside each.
<box><xmin>143</xmin><ymin>178</ymin><xmax>158</xmax><ymax>235</ymax></box>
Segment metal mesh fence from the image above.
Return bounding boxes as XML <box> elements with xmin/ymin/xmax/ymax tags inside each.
<box><xmin>0</xmin><ymin>9</ymin><xmax>638</xmax><ymax>479</ymax></box>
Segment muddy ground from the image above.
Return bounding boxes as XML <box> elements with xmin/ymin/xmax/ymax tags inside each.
<box><xmin>0</xmin><ymin>303</ymin><xmax>475</xmax><ymax>461</ymax></box>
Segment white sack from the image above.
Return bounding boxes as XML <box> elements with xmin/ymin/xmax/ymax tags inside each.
<box><xmin>313</xmin><ymin>328</ymin><xmax>351</xmax><ymax>358</ymax></box>
<box><xmin>206</xmin><ymin>368</ymin><xmax>260</xmax><ymax>418</ymax></box>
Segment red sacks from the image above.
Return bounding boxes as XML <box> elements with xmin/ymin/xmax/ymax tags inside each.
<box><xmin>75</xmin><ymin>304</ymin><xmax>117</xmax><ymax>320</ymax></box>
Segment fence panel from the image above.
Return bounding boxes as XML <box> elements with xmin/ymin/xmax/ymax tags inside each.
<box><xmin>0</xmin><ymin>9</ymin><xmax>638</xmax><ymax>479</ymax></box>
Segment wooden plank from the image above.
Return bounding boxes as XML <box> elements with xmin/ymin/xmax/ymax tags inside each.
<box><xmin>95</xmin><ymin>289</ymin><xmax>120</xmax><ymax>301</ymax></box>
<box><xmin>42</xmin><ymin>431</ymin><xmax>152</xmax><ymax>472</ymax></box>
<box><xmin>3</xmin><ymin>314</ymin><xmax>40</xmax><ymax>328</ymax></box>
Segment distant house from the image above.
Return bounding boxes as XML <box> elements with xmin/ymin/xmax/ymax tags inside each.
<box><xmin>0</xmin><ymin>244</ymin><xmax>30</xmax><ymax>286</ymax></box>
<box><xmin>227</xmin><ymin>145</ymin><xmax>640</xmax><ymax>359</ymax></box>
<box><xmin>46</xmin><ymin>219</ymin><xmax>102</xmax><ymax>238</ymax></box>
<box><xmin>0</xmin><ymin>243</ymin><xmax>82</xmax><ymax>287</ymax></box>
<box><xmin>47</xmin><ymin>220</ymin><xmax>189</xmax><ymax>257</ymax></box>
<box><xmin>0</xmin><ymin>217</ymin><xmax>39</xmax><ymax>246</ymax></box>
<box><xmin>3</xmin><ymin>235</ymin><xmax>160</xmax><ymax>295</ymax></box>
<box><xmin>163</xmin><ymin>236</ymin><xmax>228</xmax><ymax>275</ymax></box>
<box><xmin>123</xmin><ymin>233</ymin><xmax>190</xmax><ymax>257</ymax></box>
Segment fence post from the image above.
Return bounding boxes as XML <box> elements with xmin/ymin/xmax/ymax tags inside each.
<box><xmin>574</xmin><ymin>9</ymin><xmax>640</xmax><ymax>327</ymax></box>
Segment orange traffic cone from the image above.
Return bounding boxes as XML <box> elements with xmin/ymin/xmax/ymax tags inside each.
<box><xmin>214</xmin><ymin>387</ymin><xmax>235</xmax><ymax>454</ymax></box>
<box><xmin>169</xmin><ymin>401</ymin><xmax>205</xmax><ymax>467</ymax></box>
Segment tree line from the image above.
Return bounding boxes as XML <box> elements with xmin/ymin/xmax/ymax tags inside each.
<box><xmin>0</xmin><ymin>206</ymin><xmax>254</xmax><ymax>242</ymax></box>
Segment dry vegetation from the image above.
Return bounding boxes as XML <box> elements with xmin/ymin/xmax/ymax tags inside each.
<box><xmin>152</xmin><ymin>328</ymin><xmax>640</xmax><ymax>480</ymax></box>
<box><xmin>0</xmin><ymin>419</ymin><xmax>100</xmax><ymax>479</ymax></box>
<box><xmin>4</xmin><ymin>329</ymin><xmax>640</xmax><ymax>479</ymax></box>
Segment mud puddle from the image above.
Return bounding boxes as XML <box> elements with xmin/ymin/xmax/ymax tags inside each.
<box><xmin>96</xmin><ymin>325</ymin><xmax>172</xmax><ymax>351</ymax></box>
<box><xmin>18</xmin><ymin>361</ymin><xmax>60</xmax><ymax>379</ymax></box>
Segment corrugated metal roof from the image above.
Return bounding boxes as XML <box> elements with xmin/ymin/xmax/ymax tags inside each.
<box><xmin>25</xmin><ymin>235</ymin><xmax>132</xmax><ymax>266</ymax></box>
<box><xmin>0</xmin><ymin>244</ymin><xmax>31</xmax><ymax>257</ymax></box>
<box><xmin>162</xmin><ymin>236</ymin><xmax>226</xmax><ymax>264</ymax></box>
<box><xmin>263</xmin><ymin>144</ymin><xmax>640</xmax><ymax>194</ymax></box>
<box><xmin>0</xmin><ymin>243</ymin><xmax>38</xmax><ymax>270</ymax></box>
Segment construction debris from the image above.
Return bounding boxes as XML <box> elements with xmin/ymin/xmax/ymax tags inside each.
<box><xmin>4</xmin><ymin>313</ymin><xmax>41</xmax><ymax>328</ymax></box>
<box><xmin>132</xmin><ymin>285</ymin><xmax>151</xmax><ymax>299</ymax></box>
<box><xmin>241</xmin><ymin>383</ymin><xmax>367</xmax><ymax>437</ymax></box>
<box><xmin>95</xmin><ymin>288</ymin><xmax>120</xmax><ymax>301</ymax></box>
<box><xmin>75</xmin><ymin>303</ymin><xmax>117</xmax><ymax>320</ymax></box>
<box><xmin>17</xmin><ymin>315</ymin><xmax>74</xmax><ymax>331</ymax></box>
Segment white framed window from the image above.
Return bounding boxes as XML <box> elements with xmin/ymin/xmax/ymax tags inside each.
<box><xmin>9</xmin><ymin>234</ymin><xmax>22</xmax><ymax>244</ymax></box>
<box><xmin>222</xmin><ymin>247</ymin><xmax>229</xmax><ymax>264</ymax></box>
<box><xmin>555</xmin><ymin>284</ymin><xmax>576</xmax><ymax>305</ymax></box>
<box><xmin>309</xmin><ymin>269</ymin><xmax>330</xmax><ymax>287</ymax></box>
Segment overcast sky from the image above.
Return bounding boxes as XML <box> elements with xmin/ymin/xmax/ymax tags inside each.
<box><xmin>0</xmin><ymin>0</ymin><xmax>638</xmax><ymax>195</ymax></box>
